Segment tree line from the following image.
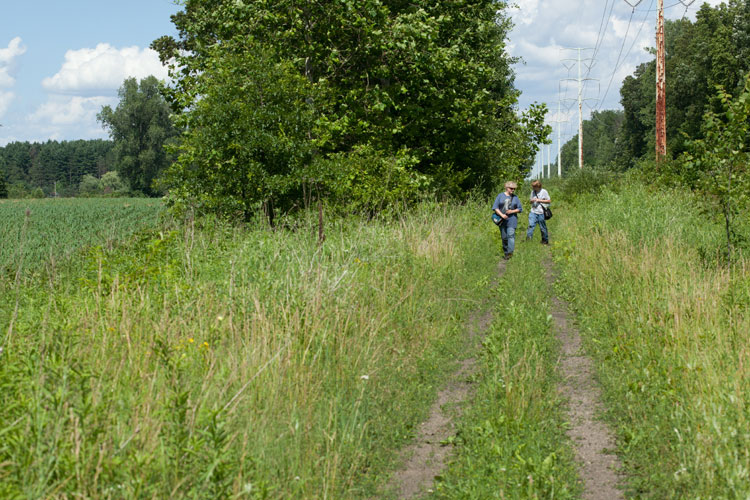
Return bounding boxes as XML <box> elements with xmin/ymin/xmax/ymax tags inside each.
<box><xmin>4</xmin><ymin>0</ymin><xmax>551</xmax><ymax>214</ymax></box>
<box><xmin>0</xmin><ymin>139</ymin><xmax>115</xmax><ymax>198</ymax></box>
<box><xmin>150</xmin><ymin>0</ymin><xmax>549</xmax><ymax>220</ymax></box>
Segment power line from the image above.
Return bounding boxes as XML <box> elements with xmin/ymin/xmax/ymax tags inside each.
<box><xmin>597</xmin><ymin>6</ymin><xmax>637</xmax><ymax>109</ymax></box>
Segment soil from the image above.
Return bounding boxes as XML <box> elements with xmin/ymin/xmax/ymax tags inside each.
<box><xmin>546</xmin><ymin>258</ymin><xmax>624</xmax><ymax>500</ymax></box>
<box><xmin>387</xmin><ymin>259</ymin><xmax>505</xmax><ymax>498</ymax></box>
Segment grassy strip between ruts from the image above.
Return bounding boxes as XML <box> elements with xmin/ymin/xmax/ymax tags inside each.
<box><xmin>553</xmin><ymin>183</ymin><xmax>750</xmax><ymax>498</ymax></box>
<box><xmin>433</xmin><ymin>234</ymin><xmax>581</xmax><ymax>499</ymax></box>
<box><xmin>0</xmin><ymin>200</ymin><xmax>498</xmax><ymax>499</ymax></box>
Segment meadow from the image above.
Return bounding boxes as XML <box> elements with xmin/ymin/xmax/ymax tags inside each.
<box><xmin>553</xmin><ymin>182</ymin><xmax>750</xmax><ymax>498</ymax></box>
<box><xmin>2</xmin><ymin>183</ymin><xmax>749</xmax><ymax>499</ymax></box>
<box><xmin>0</xmin><ymin>199</ymin><xmax>501</xmax><ymax>499</ymax></box>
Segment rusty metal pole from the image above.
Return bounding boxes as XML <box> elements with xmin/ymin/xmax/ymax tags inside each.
<box><xmin>655</xmin><ymin>0</ymin><xmax>667</xmax><ymax>161</ymax></box>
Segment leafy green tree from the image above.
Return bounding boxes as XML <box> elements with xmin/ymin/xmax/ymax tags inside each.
<box><xmin>78</xmin><ymin>174</ymin><xmax>102</xmax><ymax>196</ymax></box>
<box><xmin>153</xmin><ymin>0</ymin><xmax>546</xmax><ymax>216</ymax></box>
<box><xmin>162</xmin><ymin>41</ymin><xmax>314</xmax><ymax>220</ymax></box>
<box><xmin>98</xmin><ymin>76</ymin><xmax>176</xmax><ymax>196</ymax></box>
<box><xmin>681</xmin><ymin>74</ymin><xmax>750</xmax><ymax>263</ymax></box>
<box><xmin>617</xmin><ymin>1</ymin><xmax>750</xmax><ymax>164</ymax></box>
<box><xmin>100</xmin><ymin>171</ymin><xmax>127</xmax><ymax>194</ymax></box>
<box><xmin>560</xmin><ymin>110</ymin><xmax>625</xmax><ymax>174</ymax></box>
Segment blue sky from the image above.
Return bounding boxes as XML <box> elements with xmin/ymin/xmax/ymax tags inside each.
<box><xmin>0</xmin><ymin>0</ymin><xmax>180</xmax><ymax>145</ymax></box>
<box><xmin>0</xmin><ymin>0</ymin><xmax>722</xmax><ymax>157</ymax></box>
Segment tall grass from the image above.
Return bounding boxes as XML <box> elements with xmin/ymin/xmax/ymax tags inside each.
<box><xmin>0</xmin><ymin>201</ymin><xmax>497</xmax><ymax>499</ymax></box>
<box><xmin>554</xmin><ymin>183</ymin><xmax>750</xmax><ymax>498</ymax></box>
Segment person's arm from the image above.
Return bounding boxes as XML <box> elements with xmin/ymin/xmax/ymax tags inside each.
<box><xmin>492</xmin><ymin>195</ymin><xmax>507</xmax><ymax>218</ymax></box>
<box><xmin>506</xmin><ymin>196</ymin><xmax>522</xmax><ymax>215</ymax></box>
<box><xmin>531</xmin><ymin>191</ymin><xmax>551</xmax><ymax>204</ymax></box>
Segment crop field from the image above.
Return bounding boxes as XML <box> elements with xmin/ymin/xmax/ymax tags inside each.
<box><xmin>0</xmin><ymin>198</ymin><xmax>164</xmax><ymax>277</ymax></box>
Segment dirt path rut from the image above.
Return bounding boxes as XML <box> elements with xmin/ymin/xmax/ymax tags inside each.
<box><xmin>388</xmin><ymin>260</ymin><xmax>505</xmax><ymax>498</ymax></box>
<box><xmin>546</xmin><ymin>259</ymin><xmax>623</xmax><ymax>500</ymax></box>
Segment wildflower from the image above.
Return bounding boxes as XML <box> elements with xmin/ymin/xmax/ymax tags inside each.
<box><xmin>202</xmin><ymin>342</ymin><xmax>209</xmax><ymax>349</ymax></box>
<box><xmin>188</xmin><ymin>338</ymin><xmax>194</xmax><ymax>343</ymax></box>
<box><xmin>217</xmin><ymin>315</ymin><xmax>224</xmax><ymax>321</ymax></box>
<box><xmin>360</xmin><ymin>375</ymin><xmax>369</xmax><ymax>380</ymax></box>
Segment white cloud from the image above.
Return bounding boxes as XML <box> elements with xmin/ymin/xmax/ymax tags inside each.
<box><xmin>512</xmin><ymin>0</ymin><xmax>540</xmax><ymax>26</ymax></box>
<box><xmin>30</xmin><ymin>95</ymin><xmax>115</xmax><ymax>126</ymax></box>
<box><xmin>0</xmin><ymin>91</ymin><xmax>14</xmax><ymax>117</ymax></box>
<box><xmin>42</xmin><ymin>43</ymin><xmax>168</xmax><ymax>95</ymax></box>
<box><xmin>0</xmin><ymin>37</ymin><xmax>26</xmax><ymax>89</ymax></box>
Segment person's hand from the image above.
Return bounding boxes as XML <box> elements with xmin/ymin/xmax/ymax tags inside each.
<box><xmin>501</xmin><ymin>213</ymin><xmax>508</xmax><ymax>220</ymax></box>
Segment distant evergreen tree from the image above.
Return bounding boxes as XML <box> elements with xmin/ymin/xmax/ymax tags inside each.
<box><xmin>0</xmin><ymin>166</ymin><xmax>7</xmax><ymax>198</ymax></box>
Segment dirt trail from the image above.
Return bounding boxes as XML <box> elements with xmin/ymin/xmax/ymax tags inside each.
<box><xmin>546</xmin><ymin>259</ymin><xmax>623</xmax><ymax>500</ymax></box>
<box><xmin>388</xmin><ymin>260</ymin><xmax>505</xmax><ymax>498</ymax></box>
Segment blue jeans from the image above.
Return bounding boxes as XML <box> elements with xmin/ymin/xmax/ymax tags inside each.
<box><xmin>500</xmin><ymin>225</ymin><xmax>516</xmax><ymax>255</ymax></box>
<box><xmin>527</xmin><ymin>212</ymin><xmax>548</xmax><ymax>242</ymax></box>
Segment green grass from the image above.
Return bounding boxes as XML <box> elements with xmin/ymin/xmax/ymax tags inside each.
<box><xmin>0</xmin><ymin>200</ymin><xmax>499</xmax><ymax>499</ymax></box>
<box><xmin>0</xmin><ymin>197</ymin><xmax>164</xmax><ymax>278</ymax></box>
<box><xmin>433</xmin><ymin>237</ymin><xmax>580</xmax><ymax>499</ymax></box>
<box><xmin>554</xmin><ymin>182</ymin><xmax>750</xmax><ymax>498</ymax></box>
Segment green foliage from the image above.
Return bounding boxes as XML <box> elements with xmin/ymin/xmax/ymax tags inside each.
<box><xmin>100</xmin><ymin>171</ymin><xmax>127</xmax><ymax>194</ymax></box>
<box><xmin>78</xmin><ymin>174</ymin><xmax>101</xmax><ymax>196</ymax></box>
<box><xmin>153</xmin><ymin>0</ymin><xmax>548</xmax><ymax>217</ymax></box>
<box><xmin>680</xmin><ymin>73</ymin><xmax>750</xmax><ymax>262</ymax></box>
<box><xmin>0</xmin><ymin>166</ymin><xmax>7</xmax><ymax>198</ymax></box>
<box><xmin>98</xmin><ymin>76</ymin><xmax>176</xmax><ymax>197</ymax></box>
<box><xmin>560</xmin><ymin>110</ymin><xmax>625</xmax><ymax>173</ymax></box>
<box><xmin>160</xmin><ymin>41</ymin><xmax>314</xmax><ymax>221</ymax></box>
<box><xmin>618</xmin><ymin>1</ymin><xmax>750</xmax><ymax>163</ymax></box>
<box><xmin>0</xmin><ymin>139</ymin><xmax>114</xmax><ymax>197</ymax></box>
<box><xmin>557</xmin><ymin>166</ymin><xmax>620</xmax><ymax>203</ymax></box>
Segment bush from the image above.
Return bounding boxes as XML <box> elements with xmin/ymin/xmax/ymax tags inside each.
<box><xmin>558</xmin><ymin>167</ymin><xmax>619</xmax><ymax>202</ymax></box>
<box><xmin>78</xmin><ymin>174</ymin><xmax>102</xmax><ymax>196</ymax></box>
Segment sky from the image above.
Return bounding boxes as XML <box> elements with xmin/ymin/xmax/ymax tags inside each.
<box><xmin>0</xmin><ymin>0</ymin><xmax>726</xmax><ymax>154</ymax></box>
<box><xmin>0</xmin><ymin>0</ymin><xmax>180</xmax><ymax>146</ymax></box>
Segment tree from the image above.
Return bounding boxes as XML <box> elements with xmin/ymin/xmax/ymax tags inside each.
<box><xmin>100</xmin><ymin>171</ymin><xmax>127</xmax><ymax>194</ymax></box>
<box><xmin>617</xmin><ymin>1</ymin><xmax>750</xmax><ymax>164</ymax></box>
<box><xmin>152</xmin><ymin>0</ymin><xmax>547</xmax><ymax>216</ymax></box>
<box><xmin>98</xmin><ymin>76</ymin><xmax>176</xmax><ymax>196</ymax></box>
<box><xmin>79</xmin><ymin>174</ymin><xmax>102</xmax><ymax>196</ymax></box>
<box><xmin>681</xmin><ymin>74</ymin><xmax>750</xmax><ymax>264</ymax></box>
<box><xmin>560</xmin><ymin>110</ymin><xmax>625</xmax><ymax>174</ymax></box>
<box><xmin>0</xmin><ymin>165</ymin><xmax>7</xmax><ymax>199</ymax></box>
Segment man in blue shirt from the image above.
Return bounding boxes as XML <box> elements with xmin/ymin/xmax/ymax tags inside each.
<box><xmin>492</xmin><ymin>181</ymin><xmax>523</xmax><ymax>260</ymax></box>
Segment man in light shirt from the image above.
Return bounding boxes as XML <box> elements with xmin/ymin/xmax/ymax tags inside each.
<box><xmin>526</xmin><ymin>179</ymin><xmax>550</xmax><ymax>245</ymax></box>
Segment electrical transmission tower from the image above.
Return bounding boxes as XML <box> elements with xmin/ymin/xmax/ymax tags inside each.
<box><xmin>560</xmin><ymin>47</ymin><xmax>598</xmax><ymax>169</ymax></box>
<box><xmin>549</xmin><ymin>100</ymin><xmax>569</xmax><ymax>177</ymax></box>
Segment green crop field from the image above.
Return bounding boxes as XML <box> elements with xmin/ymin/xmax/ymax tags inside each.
<box><xmin>0</xmin><ymin>198</ymin><xmax>164</xmax><ymax>277</ymax></box>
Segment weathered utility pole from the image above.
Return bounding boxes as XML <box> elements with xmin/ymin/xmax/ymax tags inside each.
<box><xmin>655</xmin><ymin>0</ymin><xmax>666</xmax><ymax>161</ymax></box>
